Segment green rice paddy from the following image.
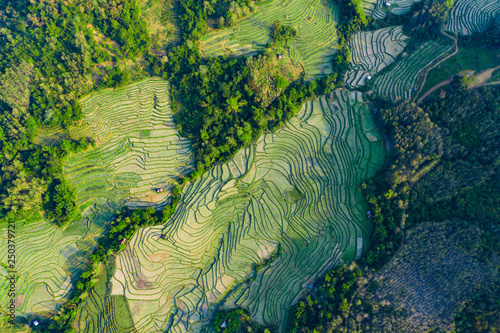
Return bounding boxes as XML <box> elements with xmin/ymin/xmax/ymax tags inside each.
<box><xmin>95</xmin><ymin>89</ymin><xmax>385</xmax><ymax>332</ymax></box>
<box><xmin>345</xmin><ymin>26</ymin><xmax>408</xmax><ymax>88</ymax></box>
<box><xmin>65</xmin><ymin>78</ymin><xmax>194</xmax><ymax>230</ymax></box>
<box><xmin>201</xmin><ymin>0</ymin><xmax>339</xmax><ymax>79</ymax></box>
<box><xmin>371</xmin><ymin>38</ymin><xmax>454</xmax><ymax>100</ymax></box>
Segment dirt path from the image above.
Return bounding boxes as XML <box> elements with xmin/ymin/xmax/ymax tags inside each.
<box><xmin>478</xmin><ymin>80</ymin><xmax>500</xmax><ymax>87</ymax></box>
<box><xmin>416</xmin><ymin>78</ymin><xmax>453</xmax><ymax>104</ymax></box>
<box><xmin>414</xmin><ymin>30</ymin><xmax>458</xmax><ymax>104</ymax></box>
<box><xmin>473</xmin><ymin>64</ymin><xmax>500</xmax><ymax>85</ymax></box>
<box><xmin>417</xmin><ymin>66</ymin><xmax>500</xmax><ymax>104</ymax></box>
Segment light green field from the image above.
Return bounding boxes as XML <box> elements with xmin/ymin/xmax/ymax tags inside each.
<box><xmin>345</xmin><ymin>26</ymin><xmax>408</xmax><ymax>88</ymax></box>
<box><xmin>370</xmin><ymin>38</ymin><xmax>454</xmax><ymax>100</ymax></box>
<box><xmin>0</xmin><ymin>213</ymin><xmax>89</xmax><ymax>318</ymax></box>
<box><xmin>446</xmin><ymin>0</ymin><xmax>500</xmax><ymax>35</ymax></box>
<box><xmin>98</xmin><ymin>89</ymin><xmax>385</xmax><ymax>332</ymax></box>
<box><xmin>75</xmin><ymin>258</ymin><xmax>136</xmax><ymax>333</ymax></box>
<box><xmin>201</xmin><ymin>0</ymin><xmax>339</xmax><ymax>79</ymax></box>
<box><xmin>65</xmin><ymin>78</ymin><xmax>194</xmax><ymax>231</ymax></box>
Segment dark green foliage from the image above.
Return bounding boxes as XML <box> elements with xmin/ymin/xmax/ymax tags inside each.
<box><xmin>0</xmin><ymin>0</ymin><xmax>150</xmax><ymax>222</ymax></box>
<box><xmin>97</xmin><ymin>62</ymin><xmax>132</xmax><ymax>89</ymax></box>
<box><xmin>213</xmin><ymin>309</ymin><xmax>275</xmax><ymax>333</ymax></box>
<box><xmin>409</xmin><ymin>0</ymin><xmax>454</xmax><ymax>38</ymax></box>
<box><xmin>270</xmin><ymin>22</ymin><xmax>297</xmax><ymax>47</ymax></box>
<box><xmin>43</xmin><ymin>178</ymin><xmax>80</xmax><ymax>228</ymax></box>
<box><xmin>287</xmin><ymin>264</ymin><xmax>362</xmax><ymax>332</ymax></box>
<box><xmin>88</xmin><ymin>0</ymin><xmax>150</xmax><ymax>57</ymax></box>
<box><xmin>454</xmin><ymin>282</ymin><xmax>500</xmax><ymax>333</ymax></box>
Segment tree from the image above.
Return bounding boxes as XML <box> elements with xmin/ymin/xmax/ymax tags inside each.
<box><xmin>224</xmin><ymin>96</ymin><xmax>247</xmax><ymax>114</ymax></box>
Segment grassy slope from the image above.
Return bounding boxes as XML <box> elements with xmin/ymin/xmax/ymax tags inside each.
<box><xmin>419</xmin><ymin>46</ymin><xmax>500</xmax><ymax>94</ymax></box>
<box><xmin>201</xmin><ymin>0</ymin><xmax>339</xmax><ymax>79</ymax></box>
<box><xmin>105</xmin><ymin>89</ymin><xmax>385</xmax><ymax>332</ymax></box>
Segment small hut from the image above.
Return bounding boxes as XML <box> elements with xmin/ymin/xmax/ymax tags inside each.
<box><xmin>156</xmin><ymin>188</ymin><xmax>164</xmax><ymax>193</ymax></box>
<box><xmin>121</xmin><ymin>238</ymin><xmax>127</xmax><ymax>245</ymax></box>
<box><xmin>160</xmin><ymin>234</ymin><xmax>167</xmax><ymax>240</ymax></box>
<box><xmin>367</xmin><ymin>211</ymin><xmax>373</xmax><ymax>219</ymax></box>
<box><xmin>366</xmin><ymin>75</ymin><xmax>372</xmax><ymax>80</ymax></box>
<box><xmin>328</xmin><ymin>93</ymin><xmax>333</xmax><ymax>99</ymax></box>
<box><xmin>277</xmin><ymin>54</ymin><xmax>284</xmax><ymax>59</ymax></box>
<box><xmin>385</xmin><ymin>2</ymin><xmax>391</xmax><ymax>7</ymax></box>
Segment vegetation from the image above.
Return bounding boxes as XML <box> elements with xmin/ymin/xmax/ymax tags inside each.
<box><xmin>409</xmin><ymin>0</ymin><xmax>454</xmax><ymax>37</ymax></box>
<box><xmin>201</xmin><ymin>0</ymin><xmax>341</xmax><ymax>78</ymax></box>
<box><xmin>333</xmin><ymin>0</ymin><xmax>369</xmax><ymax>80</ymax></box>
<box><xmin>419</xmin><ymin>31</ymin><xmax>500</xmax><ymax>94</ymax></box>
<box><xmin>406</xmin><ymin>87</ymin><xmax>500</xmax><ymax>268</ymax></box>
<box><xmin>0</xmin><ymin>0</ymin><xmax>151</xmax><ymax>226</ymax></box>
<box><xmin>6</xmin><ymin>0</ymin><xmax>498</xmax><ymax>330</ymax></box>
<box><xmin>151</xmin><ymin>17</ymin><xmax>322</xmax><ymax>177</ymax></box>
<box><xmin>287</xmin><ymin>81</ymin><xmax>500</xmax><ymax>331</ymax></box>
<box><xmin>270</xmin><ymin>22</ymin><xmax>297</xmax><ymax>47</ymax></box>
<box><xmin>288</xmin><ymin>263</ymin><xmax>362</xmax><ymax>332</ymax></box>
<box><xmin>101</xmin><ymin>90</ymin><xmax>384</xmax><ymax>332</ymax></box>
<box><xmin>213</xmin><ymin>309</ymin><xmax>275</xmax><ymax>333</ymax></box>
<box><xmin>455</xmin><ymin>283</ymin><xmax>500</xmax><ymax>333</ymax></box>
<box><xmin>39</xmin><ymin>186</ymin><xmax>181</xmax><ymax>332</ymax></box>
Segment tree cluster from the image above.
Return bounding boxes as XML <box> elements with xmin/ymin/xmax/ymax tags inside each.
<box><xmin>0</xmin><ymin>0</ymin><xmax>151</xmax><ymax>224</ymax></box>
<box><xmin>287</xmin><ymin>263</ymin><xmax>363</xmax><ymax>332</ymax></box>
<box><xmin>212</xmin><ymin>308</ymin><xmax>275</xmax><ymax>333</ymax></box>
<box><xmin>270</xmin><ymin>22</ymin><xmax>297</xmax><ymax>47</ymax></box>
<box><xmin>409</xmin><ymin>0</ymin><xmax>454</xmax><ymax>38</ymax></box>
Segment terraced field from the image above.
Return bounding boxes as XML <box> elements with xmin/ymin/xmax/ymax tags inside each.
<box><xmin>102</xmin><ymin>89</ymin><xmax>385</xmax><ymax>332</ymax></box>
<box><xmin>345</xmin><ymin>26</ymin><xmax>408</xmax><ymax>88</ymax></box>
<box><xmin>361</xmin><ymin>0</ymin><xmax>423</xmax><ymax>19</ymax></box>
<box><xmin>201</xmin><ymin>0</ymin><xmax>339</xmax><ymax>78</ymax></box>
<box><xmin>0</xmin><ymin>78</ymin><xmax>193</xmax><ymax>324</ymax></box>
<box><xmin>371</xmin><ymin>39</ymin><xmax>454</xmax><ymax>100</ymax></box>
<box><xmin>75</xmin><ymin>260</ymin><xmax>136</xmax><ymax>333</ymax></box>
<box><xmin>446</xmin><ymin>0</ymin><xmax>500</xmax><ymax>35</ymax></box>
<box><xmin>65</xmin><ymin>78</ymin><xmax>194</xmax><ymax>231</ymax></box>
<box><xmin>0</xmin><ymin>215</ymin><xmax>90</xmax><ymax>318</ymax></box>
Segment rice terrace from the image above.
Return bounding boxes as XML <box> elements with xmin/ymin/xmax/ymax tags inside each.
<box><xmin>0</xmin><ymin>0</ymin><xmax>499</xmax><ymax>332</ymax></box>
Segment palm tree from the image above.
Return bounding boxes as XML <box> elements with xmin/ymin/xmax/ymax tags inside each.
<box><xmin>224</xmin><ymin>96</ymin><xmax>247</xmax><ymax>114</ymax></box>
